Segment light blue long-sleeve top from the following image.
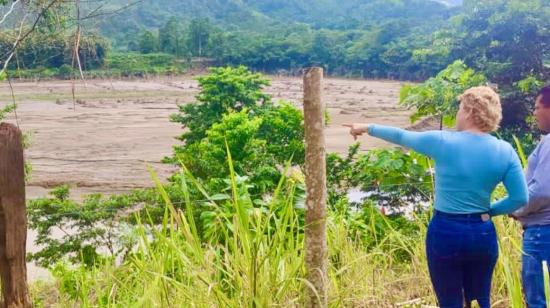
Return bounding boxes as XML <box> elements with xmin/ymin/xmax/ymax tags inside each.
<box><xmin>368</xmin><ymin>124</ymin><xmax>529</xmax><ymax>216</ymax></box>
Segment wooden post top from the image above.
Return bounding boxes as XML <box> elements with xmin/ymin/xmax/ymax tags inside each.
<box><xmin>0</xmin><ymin>123</ymin><xmax>25</xmax><ymax>197</ymax></box>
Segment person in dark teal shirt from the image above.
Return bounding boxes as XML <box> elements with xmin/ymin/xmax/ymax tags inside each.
<box><xmin>344</xmin><ymin>86</ymin><xmax>528</xmax><ymax>308</ymax></box>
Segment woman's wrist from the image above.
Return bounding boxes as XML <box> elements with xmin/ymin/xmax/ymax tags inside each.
<box><xmin>364</xmin><ymin>124</ymin><xmax>372</xmax><ymax>134</ymax></box>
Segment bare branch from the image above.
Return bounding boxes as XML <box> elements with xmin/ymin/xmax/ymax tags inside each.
<box><xmin>5</xmin><ymin>71</ymin><xmax>20</xmax><ymax>128</ymax></box>
<box><xmin>0</xmin><ymin>0</ymin><xmax>21</xmax><ymax>25</ymax></box>
<box><xmin>1</xmin><ymin>10</ymin><xmax>27</xmax><ymax>75</ymax></box>
<box><xmin>0</xmin><ymin>0</ymin><xmax>62</xmax><ymax>76</ymax></box>
<box><xmin>70</xmin><ymin>0</ymin><xmax>85</xmax><ymax>112</ymax></box>
<box><xmin>73</xmin><ymin>0</ymin><xmax>85</xmax><ymax>83</ymax></box>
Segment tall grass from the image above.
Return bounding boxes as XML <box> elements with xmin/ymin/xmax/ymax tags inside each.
<box><xmin>46</xmin><ymin>150</ymin><xmax>532</xmax><ymax>307</ymax></box>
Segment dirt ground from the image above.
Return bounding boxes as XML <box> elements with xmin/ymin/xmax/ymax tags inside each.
<box><xmin>1</xmin><ymin>75</ymin><xmax>414</xmax><ymax>199</ymax></box>
<box><xmin>1</xmin><ymin>75</ymin><xmax>413</xmax><ymax>198</ymax></box>
<box><xmin>0</xmin><ymin>75</ymin><xmax>415</xmax><ymax>279</ymax></box>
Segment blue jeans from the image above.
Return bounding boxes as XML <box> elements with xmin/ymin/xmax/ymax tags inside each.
<box><xmin>426</xmin><ymin>211</ymin><xmax>498</xmax><ymax>308</ymax></box>
<box><xmin>522</xmin><ymin>225</ymin><xmax>550</xmax><ymax>308</ymax></box>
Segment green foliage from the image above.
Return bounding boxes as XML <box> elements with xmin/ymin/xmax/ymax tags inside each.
<box><xmin>187</xmin><ymin>18</ymin><xmax>212</xmax><ymax>57</ymax></box>
<box><xmin>447</xmin><ymin>0</ymin><xmax>550</xmax><ymax>128</ymax></box>
<box><xmin>308</xmin><ymin>30</ymin><xmax>345</xmax><ymax>73</ymax></box>
<box><xmin>0</xmin><ymin>30</ymin><xmax>109</xmax><ymax>71</ymax></box>
<box><xmin>166</xmin><ymin>66</ymin><xmax>306</xmax><ymax>197</ymax></box>
<box><xmin>158</xmin><ymin>17</ymin><xmax>188</xmax><ymax>57</ymax></box>
<box><xmin>0</xmin><ymin>103</ymin><xmax>15</xmax><ymax>120</ymax></box>
<box><xmin>30</xmin><ymin>144</ymin><xmax>529</xmax><ymax>306</ymax></box>
<box><xmin>209</xmin><ymin>23</ymin><xmax>449</xmax><ymax>79</ymax></box>
<box><xmin>516</xmin><ymin>76</ymin><xmax>545</xmax><ymax>95</ymax></box>
<box><xmin>15</xmin><ymin>32</ymin><xmax>64</xmax><ymax>68</ymax></box>
<box><xmin>109</xmin><ymin>1</ymin><xmax>453</xmax><ymax>79</ymax></box>
<box><xmin>7</xmin><ymin>52</ymin><xmax>186</xmax><ymax>79</ymax></box>
<box><xmin>257</xmin><ymin>102</ymin><xmax>305</xmax><ymax>165</ymax></box>
<box><xmin>137</xmin><ymin>30</ymin><xmax>157</xmax><ymax>54</ymax></box>
<box><xmin>9</xmin><ymin>0</ymin><xmax>548</xmax><ymax>93</ymax></box>
<box><xmin>176</xmin><ymin>104</ymin><xmax>304</xmax><ymax>195</ymax></box>
<box><xmin>169</xmin><ymin>66</ymin><xmax>272</xmax><ymax>146</ymax></box>
<box><xmin>129</xmin><ymin>17</ymin><xmax>220</xmax><ymax>58</ymax></box>
<box><xmin>56</xmin><ymin>64</ymin><xmax>74</xmax><ymax>77</ymax></box>
<box><xmin>43</xmin><ymin>146</ymin><xmax>429</xmax><ymax>307</ymax></box>
<box><xmin>338</xmin><ymin>201</ymin><xmax>421</xmax><ymax>261</ymax></box>
<box><xmin>15</xmin><ymin>0</ymin><xmax>550</xmax><ymax>303</ymax></box>
<box><xmin>27</xmin><ymin>185</ymin><xmax>161</xmax><ymax>267</ymax></box>
<box><xmin>326</xmin><ymin>143</ymin><xmax>362</xmax><ymax>204</ymax></box>
<box><xmin>497</xmin><ymin>127</ymin><xmax>541</xmax><ymax>157</ymax></box>
<box><xmin>97</xmin><ymin>0</ymin><xmax>548</xmax><ymax>116</ymax></box>
<box><xmin>102</xmin><ymin>0</ymin><xmax>451</xmax><ymax>39</ymax></box>
<box><xmin>355</xmin><ymin>149</ymin><xmax>432</xmax><ymax>209</ymax></box>
<box><xmin>399</xmin><ymin>60</ymin><xmax>487</xmax><ymax>127</ymax></box>
<box><xmin>327</xmin><ymin>144</ymin><xmax>433</xmax><ymax>210</ymax></box>
<box><xmin>180</xmin><ymin>110</ymin><xmax>267</xmax><ymax>181</ymax></box>
<box><xmin>456</xmin><ymin>0</ymin><xmax>550</xmax><ymax>83</ymax></box>
<box><xmin>103</xmin><ymin>52</ymin><xmax>185</xmax><ymax>77</ymax></box>
<box><xmin>46</xmin><ymin>165</ymin><xmax>303</xmax><ymax>306</ymax></box>
<box><xmin>72</xmin><ymin>33</ymin><xmax>109</xmax><ymax>70</ymax></box>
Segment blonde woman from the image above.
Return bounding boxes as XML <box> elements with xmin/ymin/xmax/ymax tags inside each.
<box><xmin>344</xmin><ymin>86</ymin><xmax>528</xmax><ymax>308</ymax></box>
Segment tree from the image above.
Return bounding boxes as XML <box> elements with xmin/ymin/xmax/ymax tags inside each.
<box><xmin>159</xmin><ymin>17</ymin><xmax>185</xmax><ymax>57</ymax></box>
<box><xmin>12</xmin><ymin>30</ymin><xmax>66</xmax><ymax>68</ymax></box>
<box><xmin>409</xmin><ymin>30</ymin><xmax>454</xmax><ymax>79</ymax></box>
<box><xmin>69</xmin><ymin>33</ymin><xmax>109</xmax><ymax>70</ymax></box>
<box><xmin>173</xmin><ymin>105</ymin><xmax>304</xmax><ymax>195</ymax></box>
<box><xmin>187</xmin><ymin>17</ymin><xmax>211</xmax><ymax>57</ymax></box>
<box><xmin>455</xmin><ymin>0</ymin><xmax>550</xmax><ymax>83</ymax></box>
<box><xmin>138</xmin><ymin>30</ymin><xmax>157</xmax><ymax>54</ymax></box>
<box><xmin>257</xmin><ymin>103</ymin><xmax>305</xmax><ymax>165</ymax></box>
<box><xmin>1</xmin><ymin>0</ymin><xmax>130</xmax><ymax>76</ymax></box>
<box><xmin>399</xmin><ymin>60</ymin><xmax>487</xmax><ymax>128</ymax></box>
<box><xmin>346</xmin><ymin>31</ymin><xmax>388</xmax><ymax>78</ymax></box>
<box><xmin>309</xmin><ymin>31</ymin><xmax>345</xmax><ymax>74</ymax></box>
<box><xmin>178</xmin><ymin>110</ymin><xmax>275</xmax><ymax>192</ymax></box>
<box><xmin>167</xmin><ymin>66</ymin><xmax>304</xmax><ymax>195</ymax></box>
<box><xmin>450</xmin><ymin>0</ymin><xmax>550</xmax><ymax>128</ymax></box>
<box><xmin>169</xmin><ymin>66</ymin><xmax>272</xmax><ymax>147</ymax></box>
<box><xmin>0</xmin><ymin>0</ymin><xmax>62</xmax><ymax>74</ymax></box>
<box><xmin>0</xmin><ymin>30</ymin><xmax>109</xmax><ymax>70</ymax></box>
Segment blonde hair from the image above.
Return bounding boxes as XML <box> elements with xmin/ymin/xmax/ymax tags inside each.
<box><xmin>458</xmin><ymin>86</ymin><xmax>502</xmax><ymax>132</ymax></box>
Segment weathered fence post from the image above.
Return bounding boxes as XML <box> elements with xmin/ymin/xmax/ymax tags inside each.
<box><xmin>0</xmin><ymin>123</ymin><xmax>31</xmax><ymax>308</ymax></box>
<box><xmin>303</xmin><ymin>67</ymin><xmax>328</xmax><ymax>308</ymax></box>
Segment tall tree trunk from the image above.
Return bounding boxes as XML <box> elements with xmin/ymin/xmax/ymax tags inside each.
<box><xmin>198</xmin><ymin>37</ymin><xmax>202</xmax><ymax>57</ymax></box>
<box><xmin>303</xmin><ymin>67</ymin><xmax>328</xmax><ymax>308</ymax></box>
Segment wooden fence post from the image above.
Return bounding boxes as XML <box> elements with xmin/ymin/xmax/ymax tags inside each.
<box><xmin>303</xmin><ymin>67</ymin><xmax>328</xmax><ymax>308</ymax></box>
<box><xmin>0</xmin><ymin>123</ymin><xmax>30</xmax><ymax>308</ymax></box>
